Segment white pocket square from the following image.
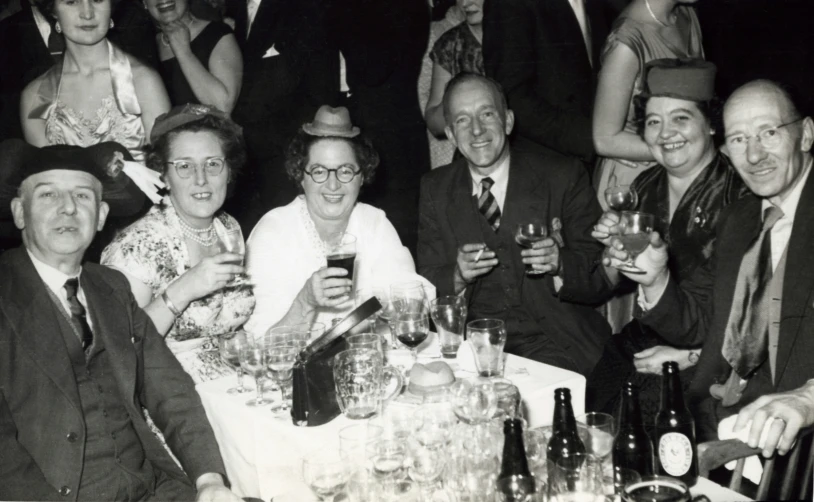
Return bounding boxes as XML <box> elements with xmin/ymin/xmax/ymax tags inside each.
<box><xmin>262</xmin><ymin>45</ymin><xmax>280</xmax><ymax>58</ymax></box>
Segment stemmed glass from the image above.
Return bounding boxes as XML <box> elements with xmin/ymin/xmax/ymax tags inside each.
<box><xmin>393</xmin><ymin>311</ymin><xmax>430</xmax><ymax>362</ymax></box>
<box><xmin>615</xmin><ymin>211</ymin><xmax>655</xmax><ymax>274</ymax></box>
<box><xmin>390</xmin><ymin>281</ymin><xmax>428</xmax><ymax>314</ymax></box>
<box><xmin>239</xmin><ymin>343</ymin><xmax>273</xmax><ymax>407</ymax></box>
<box><xmin>217</xmin><ymin>229</ymin><xmax>250</xmax><ymax>286</ymax></box>
<box><xmin>409</xmin><ymin>401</ymin><xmax>457</xmax><ymax>498</ymax></box>
<box><xmin>356</xmin><ymin>287</ymin><xmax>398</xmax><ymax>348</ymax></box>
<box><xmin>367</xmin><ymin>439</ymin><xmax>409</xmax><ymax>496</ymax></box>
<box><xmin>578</xmin><ymin>412</ymin><xmax>615</xmax><ymax>464</ymax></box>
<box><xmin>550</xmin><ymin>452</ymin><xmax>605</xmax><ymax>502</ymax></box>
<box><xmin>265</xmin><ymin>343</ymin><xmax>299</xmax><ymax>414</ymax></box>
<box><xmin>604</xmin><ymin>184</ymin><xmax>639</xmax><ymax>211</ymax></box>
<box><xmin>514</xmin><ymin>219</ymin><xmax>548</xmax><ymax>275</ymax></box>
<box><xmin>219</xmin><ymin>330</ymin><xmax>250</xmax><ymax>394</ymax></box>
<box><xmin>302</xmin><ymin>449</ymin><xmax>351</xmax><ymax>502</ymax></box>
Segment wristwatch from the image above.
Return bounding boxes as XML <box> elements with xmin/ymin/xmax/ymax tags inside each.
<box><xmin>688</xmin><ymin>350</ymin><xmax>700</xmax><ymax>365</ymax></box>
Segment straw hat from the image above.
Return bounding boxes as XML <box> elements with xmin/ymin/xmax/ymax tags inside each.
<box><xmin>302</xmin><ymin>105</ymin><xmax>360</xmax><ymax>138</ymax></box>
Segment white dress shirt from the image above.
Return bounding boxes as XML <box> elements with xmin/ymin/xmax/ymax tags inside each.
<box><xmin>469</xmin><ymin>154</ymin><xmax>510</xmax><ymax>210</ymax></box>
<box><xmin>27</xmin><ymin>250</ymin><xmax>93</xmax><ymax>329</ymax></box>
<box><xmin>246</xmin><ymin>0</ymin><xmax>262</xmax><ymax>37</ymax></box>
<box><xmin>762</xmin><ymin>158</ymin><xmax>812</xmax><ymax>272</ymax></box>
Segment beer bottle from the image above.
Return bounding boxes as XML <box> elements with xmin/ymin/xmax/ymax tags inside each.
<box><xmin>655</xmin><ymin>361</ymin><xmax>698</xmax><ymax>486</ymax></box>
<box><xmin>547</xmin><ymin>388</ymin><xmax>586</xmax><ymax>468</ymax></box>
<box><xmin>497</xmin><ymin>418</ymin><xmax>536</xmax><ymax>501</ymax></box>
<box><xmin>612</xmin><ymin>382</ymin><xmax>655</xmax><ymax>477</ymax></box>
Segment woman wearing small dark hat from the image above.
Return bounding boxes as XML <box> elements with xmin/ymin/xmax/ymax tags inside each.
<box><xmin>587</xmin><ymin>59</ymin><xmax>749</xmax><ymax>425</ymax></box>
<box><xmin>101</xmin><ymin>104</ymin><xmax>255</xmax><ymax>383</ymax></box>
<box><xmin>243</xmin><ymin>105</ymin><xmax>434</xmax><ymax>336</ymax></box>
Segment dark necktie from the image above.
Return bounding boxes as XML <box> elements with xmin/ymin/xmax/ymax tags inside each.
<box><xmin>64</xmin><ymin>278</ymin><xmax>93</xmax><ymax>351</ymax></box>
<box><xmin>477</xmin><ymin>177</ymin><xmax>501</xmax><ymax>232</ymax></box>
<box><xmin>47</xmin><ymin>18</ymin><xmax>65</xmax><ymax>57</ymax></box>
<box><xmin>721</xmin><ymin>206</ymin><xmax>784</xmax><ymax>378</ymax></box>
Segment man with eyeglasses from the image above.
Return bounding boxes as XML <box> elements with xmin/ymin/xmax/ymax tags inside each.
<box><xmin>604</xmin><ymin>79</ymin><xmax>814</xmax><ymax>460</ymax></box>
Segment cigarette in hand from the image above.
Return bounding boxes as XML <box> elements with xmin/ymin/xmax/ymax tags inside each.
<box><xmin>473</xmin><ymin>248</ymin><xmax>484</xmax><ymax>262</ymax></box>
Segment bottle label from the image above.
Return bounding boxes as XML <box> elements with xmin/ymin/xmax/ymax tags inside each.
<box><xmin>658</xmin><ymin>432</ymin><xmax>693</xmax><ymax>476</ymax></box>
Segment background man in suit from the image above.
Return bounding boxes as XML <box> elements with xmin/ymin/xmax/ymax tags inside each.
<box><xmin>607</xmin><ymin>80</ymin><xmax>814</xmax><ymax>456</ymax></box>
<box><xmin>417</xmin><ymin>74</ymin><xmax>612</xmax><ymax>375</ymax></box>
<box><xmin>481</xmin><ymin>0</ymin><xmax>617</xmax><ymax>166</ymax></box>
<box><xmin>0</xmin><ymin>140</ymin><xmax>241</xmax><ymax>501</ymax></box>
<box><xmin>226</xmin><ymin>0</ymin><xmax>337</xmax><ymax>233</ymax></box>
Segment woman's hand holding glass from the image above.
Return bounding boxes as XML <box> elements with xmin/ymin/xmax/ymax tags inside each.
<box><xmin>603</xmin><ymin>230</ymin><xmax>670</xmax><ymax>288</ymax></box>
<box><xmin>176</xmin><ymin>253</ymin><xmax>245</xmax><ymax>304</ymax></box>
<box><xmin>591</xmin><ymin>210</ymin><xmax>622</xmax><ymax>248</ymax></box>
<box><xmin>299</xmin><ymin>267</ymin><xmax>353</xmax><ymax>309</ymax></box>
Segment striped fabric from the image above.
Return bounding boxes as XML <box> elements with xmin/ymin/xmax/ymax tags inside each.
<box><xmin>477</xmin><ymin>177</ymin><xmax>501</xmax><ymax>232</ymax></box>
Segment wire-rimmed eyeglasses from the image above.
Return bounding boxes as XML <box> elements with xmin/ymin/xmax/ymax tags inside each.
<box><xmin>166</xmin><ymin>157</ymin><xmax>226</xmax><ymax>178</ymax></box>
<box><xmin>725</xmin><ymin>118</ymin><xmax>803</xmax><ymax>155</ymax></box>
<box><xmin>304</xmin><ymin>165</ymin><xmax>361</xmax><ymax>184</ymax></box>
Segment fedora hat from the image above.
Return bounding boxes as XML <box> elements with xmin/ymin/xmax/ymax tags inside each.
<box><xmin>0</xmin><ymin>140</ymin><xmax>147</xmax><ymax>218</ymax></box>
<box><xmin>641</xmin><ymin>58</ymin><xmax>717</xmax><ymax>102</ymax></box>
<box><xmin>302</xmin><ymin>105</ymin><xmax>360</xmax><ymax>138</ymax></box>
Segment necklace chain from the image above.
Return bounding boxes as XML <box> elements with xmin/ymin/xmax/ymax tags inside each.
<box><xmin>177</xmin><ymin>215</ymin><xmax>217</xmax><ymax>247</ymax></box>
<box><xmin>645</xmin><ymin>0</ymin><xmax>670</xmax><ymax>27</ymax></box>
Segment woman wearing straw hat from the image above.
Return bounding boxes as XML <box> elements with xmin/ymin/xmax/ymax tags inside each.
<box><xmin>244</xmin><ymin>105</ymin><xmax>434</xmax><ymax>336</ymax></box>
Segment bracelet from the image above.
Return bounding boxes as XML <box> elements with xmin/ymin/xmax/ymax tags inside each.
<box><xmin>162</xmin><ymin>289</ymin><xmax>183</xmax><ymax>317</ymax></box>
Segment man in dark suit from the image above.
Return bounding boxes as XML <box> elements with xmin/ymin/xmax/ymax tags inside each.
<box><xmin>608</xmin><ymin>80</ymin><xmax>814</xmax><ymax>456</ymax></box>
<box><xmin>417</xmin><ymin>74</ymin><xmax>612</xmax><ymax>375</ymax></box>
<box><xmin>481</xmin><ymin>0</ymin><xmax>618</xmax><ymax>165</ymax></box>
<box><xmin>226</xmin><ymin>0</ymin><xmax>338</xmax><ymax>233</ymax></box>
<box><xmin>0</xmin><ymin>140</ymin><xmax>241</xmax><ymax>501</ymax></box>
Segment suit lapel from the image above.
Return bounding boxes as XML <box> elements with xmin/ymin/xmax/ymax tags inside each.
<box><xmin>246</xmin><ymin>0</ymin><xmax>281</xmax><ymax>55</ymax></box>
<box><xmin>447</xmin><ymin>161</ymin><xmax>486</xmax><ymax>247</ymax></box>
<box><xmin>1</xmin><ymin>250</ymin><xmax>81</xmax><ymax>411</ymax></box>
<box><xmin>776</xmin><ymin>170</ymin><xmax>814</xmax><ymax>382</ymax></box>
<box><xmin>20</xmin><ymin>5</ymin><xmax>54</xmax><ymax>64</ymax></box>
<box><xmin>550</xmin><ymin>0</ymin><xmax>593</xmax><ymax>74</ymax></box>
<box><xmin>81</xmin><ymin>270</ymin><xmax>137</xmax><ymax>402</ymax></box>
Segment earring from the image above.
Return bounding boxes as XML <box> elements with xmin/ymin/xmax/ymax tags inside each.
<box><xmin>109</xmin><ymin>19</ymin><xmax>114</xmax><ymax>29</ymax></box>
<box><xmin>55</xmin><ymin>21</ymin><xmax>62</xmax><ymax>33</ymax></box>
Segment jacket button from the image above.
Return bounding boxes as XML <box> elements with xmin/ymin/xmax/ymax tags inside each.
<box><xmin>66</xmin><ymin>432</ymin><xmax>77</xmax><ymax>442</ymax></box>
<box><xmin>59</xmin><ymin>486</ymin><xmax>71</xmax><ymax>496</ymax></box>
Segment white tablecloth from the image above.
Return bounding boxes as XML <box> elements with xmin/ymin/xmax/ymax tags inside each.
<box><xmin>196</xmin><ymin>337</ymin><xmax>748</xmax><ymax>502</ymax></box>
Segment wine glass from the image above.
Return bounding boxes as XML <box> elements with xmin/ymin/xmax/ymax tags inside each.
<box><xmin>393</xmin><ymin>311</ymin><xmax>430</xmax><ymax>361</ymax></box>
<box><xmin>367</xmin><ymin>438</ymin><xmax>409</xmax><ymax>495</ymax></box>
<box><xmin>302</xmin><ymin>449</ymin><xmax>351</xmax><ymax>502</ymax></box>
<box><xmin>579</xmin><ymin>412</ymin><xmax>616</xmax><ymax>488</ymax></box>
<box><xmin>614</xmin><ymin>211</ymin><xmax>655</xmax><ymax>274</ymax></box>
<box><xmin>265</xmin><ymin>343</ymin><xmax>299</xmax><ymax>414</ymax></box>
<box><xmin>514</xmin><ymin>219</ymin><xmax>548</xmax><ymax>275</ymax></box>
<box><xmin>550</xmin><ymin>452</ymin><xmax>605</xmax><ymax>502</ymax></box>
<box><xmin>218</xmin><ymin>330</ymin><xmax>250</xmax><ymax>394</ymax></box>
<box><xmin>239</xmin><ymin>343</ymin><xmax>273</xmax><ymax>407</ymax></box>
<box><xmin>390</xmin><ymin>281</ymin><xmax>428</xmax><ymax>314</ymax></box>
<box><xmin>604</xmin><ymin>184</ymin><xmax>639</xmax><ymax>211</ymax></box>
<box><xmin>217</xmin><ymin>229</ymin><xmax>250</xmax><ymax>286</ymax></box>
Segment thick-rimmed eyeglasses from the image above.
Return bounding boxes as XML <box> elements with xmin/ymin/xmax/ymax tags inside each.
<box><xmin>725</xmin><ymin>118</ymin><xmax>803</xmax><ymax>155</ymax></box>
<box><xmin>304</xmin><ymin>165</ymin><xmax>361</xmax><ymax>184</ymax></box>
<box><xmin>166</xmin><ymin>157</ymin><xmax>226</xmax><ymax>178</ymax></box>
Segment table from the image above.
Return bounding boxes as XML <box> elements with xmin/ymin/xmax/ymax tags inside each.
<box><xmin>196</xmin><ymin>337</ymin><xmax>748</xmax><ymax>501</ymax></box>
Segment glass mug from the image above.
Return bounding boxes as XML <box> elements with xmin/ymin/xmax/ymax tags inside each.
<box><xmin>333</xmin><ymin>349</ymin><xmax>404</xmax><ymax>420</ymax></box>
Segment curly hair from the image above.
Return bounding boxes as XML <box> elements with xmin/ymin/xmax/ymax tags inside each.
<box><xmin>144</xmin><ymin>114</ymin><xmax>246</xmax><ymax>197</ymax></box>
<box><xmin>633</xmin><ymin>94</ymin><xmax>724</xmax><ymax>147</ymax></box>
<box><xmin>34</xmin><ymin>0</ymin><xmax>121</xmax><ymax>21</ymax></box>
<box><xmin>284</xmin><ymin>130</ymin><xmax>379</xmax><ymax>188</ymax></box>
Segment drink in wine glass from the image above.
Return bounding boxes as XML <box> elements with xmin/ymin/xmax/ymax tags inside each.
<box><xmin>239</xmin><ymin>345</ymin><xmax>273</xmax><ymax>407</ymax></box>
<box><xmin>394</xmin><ymin>311</ymin><xmax>429</xmax><ymax>361</ymax></box>
<box><xmin>219</xmin><ymin>330</ymin><xmax>250</xmax><ymax>394</ymax></box>
<box><xmin>218</xmin><ymin>229</ymin><xmax>250</xmax><ymax>286</ymax></box>
<box><xmin>579</xmin><ymin>412</ymin><xmax>616</xmax><ymax>462</ymax></box>
<box><xmin>604</xmin><ymin>185</ymin><xmax>639</xmax><ymax>211</ymax></box>
<box><xmin>515</xmin><ymin>219</ymin><xmax>548</xmax><ymax>275</ymax></box>
<box><xmin>266</xmin><ymin>343</ymin><xmax>298</xmax><ymax>413</ymax></box>
<box><xmin>615</xmin><ymin>211</ymin><xmax>655</xmax><ymax>274</ymax></box>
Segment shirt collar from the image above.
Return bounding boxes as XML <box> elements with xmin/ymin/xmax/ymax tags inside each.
<box><xmin>26</xmin><ymin>249</ymin><xmax>81</xmax><ymax>298</ymax></box>
<box><xmin>761</xmin><ymin>157</ymin><xmax>813</xmax><ymax>221</ymax></box>
<box><xmin>469</xmin><ymin>152</ymin><xmax>511</xmax><ymax>194</ymax></box>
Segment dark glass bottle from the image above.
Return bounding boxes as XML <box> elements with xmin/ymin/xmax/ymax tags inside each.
<box><xmin>612</xmin><ymin>382</ymin><xmax>655</xmax><ymax>477</ymax></box>
<box><xmin>655</xmin><ymin>361</ymin><xmax>698</xmax><ymax>486</ymax></box>
<box><xmin>546</xmin><ymin>388</ymin><xmax>586</xmax><ymax>468</ymax></box>
<box><xmin>497</xmin><ymin>418</ymin><xmax>536</xmax><ymax>501</ymax></box>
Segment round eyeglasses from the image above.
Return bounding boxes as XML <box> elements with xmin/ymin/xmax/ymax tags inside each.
<box><xmin>725</xmin><ymin>118</ymin><xmax>803</xmax><ymax>155</ymax></box>
<box><xmin>166</xmin><ymin>157</ymin><xmax>226</xmax><ymax>179</ymax></box>
<box><xmin>304</xmin><ymin>165</ymin><xmax>361</xmax><ymax>184</ymax></box>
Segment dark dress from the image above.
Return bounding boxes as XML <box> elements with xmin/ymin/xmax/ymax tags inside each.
<box><xmin>159</xmin><ymin>21</ymin><xmax>232</xmax><ymax>106</ymax></box>
<box><xmin>430</xmin><ymin>22</ymin><xmax>484</xmax><ymax>77</ymax></box>
<box><xmin>586</xmin><ymin>153</ymin><xmax>749</xmax><ymax>430</ymax></box>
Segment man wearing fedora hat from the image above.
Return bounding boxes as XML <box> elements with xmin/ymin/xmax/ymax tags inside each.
<box><xmin>418</xmin><ymin>74</ymin><xmax>613</xmax><ymax>376</ymax></box>
<box><xmin>0</xmin><ymin>140</ymin><xmax>242</xmax><ymax>501</ymax></box>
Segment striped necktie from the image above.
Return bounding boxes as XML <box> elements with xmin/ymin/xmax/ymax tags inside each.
<box><xmin>64</xmin><ymin>278</ymin><xmax>93</xmax><ymax>351</ymax></box>
<box><xmin>477</xmin><ymin>177</ymin><xmax>501</xmax><ymax>232</ymax></box>
<box><xmin>721</xmin><ymin>206</ymin><xmax>784</xmax><ymax>378</ymax></box>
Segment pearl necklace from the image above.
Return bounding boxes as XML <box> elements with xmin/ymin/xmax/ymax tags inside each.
<box><xmin>177</xmin><ymin>215</ymin><xmax>217</xmax><ymax>247</ymax></box>
<box><xmin>645</xmin><ymin>0</ymin><xmax>670</xmax><ymax>27</ymax></box>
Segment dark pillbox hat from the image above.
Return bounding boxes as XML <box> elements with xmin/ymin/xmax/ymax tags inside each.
<box><xmin>642</xmin><ymin>58</ymin><xmax>717</xmax><ymax>102</ymax></box>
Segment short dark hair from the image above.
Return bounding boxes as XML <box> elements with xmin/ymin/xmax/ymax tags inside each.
<box><xmin>442</xmin><ymin>73</ymin><xmax>509</xmax><ymax>125</ymax></box>
<box><xmin>144</xmin><ymin>114</ymin><xmax>246</xmax><ymax>197</ymax></box>
<box><xmin>34</xmin><ymin>0</ymin><xmax>120</xmax><ymax>20</ymax></box>
<box><xmin>633</xmin><ymin>94</ymin><xmax>724</xmax><ymax>146</ymax></box>
<box><xmin>284</xmin><ymin>130</ymin><xmax>379</xmax><ymax>188</ymax></box>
